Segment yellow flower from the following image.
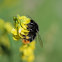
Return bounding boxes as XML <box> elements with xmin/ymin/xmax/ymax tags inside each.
<box><xmin>22</xmin><ymin>55</ymin><xmax>27</xmax><ymax>61</ymax></box>
<box><xmin>11</xmin><ymin>28</ymin><xmax>21</xmax><ymax>40</ymax></box>
<box><xmin>19</xmin><ymin>44</ymin><xmax>28</xmax><ymax>52</ymax></box>
<box><xmin>27</xmin><ymin>54</ymin><xmax>34</xmax><ymax>62</ymax></box>
<box><xmin>19</xmin><ymin>40</ymin><xmax>35</xmax><ymax>53</ymax></box>
<box><xmin>18</xmin><ymin>15</ymin><xmax>30</xmax><ymax>24</ymax></box>
<box><xmin>22</xmin><ymin>54</ymin><xmax>34</xmax><ymax>62</ymax></box>
<box><xmin>12</xmin><ymin>15</ymin><xmax>36</xmax><ymax>62</ymax></box>
<box><xmin>11</xmin><ymin>28</ymin><xmax>17</xmax><ymax>35</ymax></box>
<box><xmin>18</xmin><ymin>26</ymin><xmax>29</xmax><ymax>37</ymax></box>
<box><xmin>30</xmin><ymin>41</ymin><xmax>35</xmax><ymax>50</ymax></box>
<box><xmin>11</xmin><ymin>26</ymin><xmax>29</xmax><ymax>40</ymax></box>
<box><xmin>0</xmin><ymin>19</ymin><xmax>12</xmax><ymax>55</ymax></box>
<box><xmin>21</xmin><ymin>23</ymin><xmax>28</xmax><ymax>29</ymax></box>
<box><xmin>18</xmin><ymin>26</ymin><xmax>29</xmax><ymax>33</ymax></box>
<box><xmin>11</xmin><ymin>15</ymin><xmax>31</xmax><ymax>40</ymax></box>
<box><xmin>4</xmin><ymin>22</ymin><xmax>13</xmax><ymax>33</ymax></box>
<box><xmin>13</xmin><ymin>35</ymin><xmax>20</xmax><ymax>40</ymax></box>
<box><xmin>0</xmin><ymin>35</ymin><xmax>11</xmax><ymax>55</ymax></box>
<box><xmin>19</xmin><ymin>44</ymin><xmax>34</xmax><ymax>56</ymax></box>
<box><xmin>23</xmin><ymin>47</ymin><xmax>33</xmax><ymax>56</ymax></box>
<box><xmin>0</xmin><ymin>19</ymin><xmax>5</xmax><ymax>30</ymax></box>
<box><xmin>0</xmin><ymin>35</ymin><xmax>10</xmax><ymax>48</ymax></box>
<box><xmin>19</xmin><ymin>40</ymin><xmax>35</xmax><ymax>62</ymax></box>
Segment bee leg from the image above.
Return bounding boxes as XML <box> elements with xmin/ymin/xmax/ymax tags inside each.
<box><xmin>22</xmin><ymin>39</ymin><xmax>30</xmax><ymax>44</ymax></box>
<box><xmin>22</xmin><ymin>39</ymin><xmax>26</xmax><ymax>44</ymax></box>
<box><xmin>26</xmin><ymin>40</ymin><xmax>30</xmax><ymax>44</ymax></box>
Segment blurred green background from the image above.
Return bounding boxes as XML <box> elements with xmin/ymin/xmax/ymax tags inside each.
<box><xmin>0</xmin><ymin>0</ymin><xmax>62</xmax><ymax>62</ymax></box>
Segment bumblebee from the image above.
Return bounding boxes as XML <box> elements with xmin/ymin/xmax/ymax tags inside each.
<box><xmin>12</xmin><ymin>15</ymin><xmax>43</xmax><ymax>46</ymax></box>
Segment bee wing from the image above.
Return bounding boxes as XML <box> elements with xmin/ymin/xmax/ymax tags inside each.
<box><xmin>35</xmin><ymin>35</ymin><xmax>37</xmax><ymax>44</ymax></box>
<box><xmin>36</xmin><ymin>33</ymin><xmax>43</xmax><ymax>47</ymax></box>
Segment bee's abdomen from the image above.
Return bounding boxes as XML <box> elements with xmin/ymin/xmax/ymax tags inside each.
<box><xmin>27</xmin><ymin>19</ymin><xmax>39</xmax><ymax>42</ymax></box>
<box><xmin>27</xmin><ymin>32</ymin><xmax>36</xmax><ymax>42</ymax></box>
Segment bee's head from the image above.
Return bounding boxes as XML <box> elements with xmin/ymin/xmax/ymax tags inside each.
<box><xmin>29</xmin><ymin>19</ymin><xmax>39</xmax><ymax>33</ymax></box>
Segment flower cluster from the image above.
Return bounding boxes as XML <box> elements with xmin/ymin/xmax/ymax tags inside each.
<box><xmin>0</xmin><ymin>19</ymin><xmax>13</xmax><ymax>55</ymax></box>
<box><xmin>11</xmin><ymin>15</ymin><xmax>30</xmax><ymax>40</ymax></box>
<box><xmin>11</xmin><ymin>15</ymin><xmax>36</xmax><ymax>62</ymax></box>
<box><xmin>0</xmin><ymin>19</ymin><xmax>13</xmax><ymax>33</ymax></box>
<box><xmin>19</xmin><ymin>40</ymin><xmax>35</xmax><ymax>62</ymax></box>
